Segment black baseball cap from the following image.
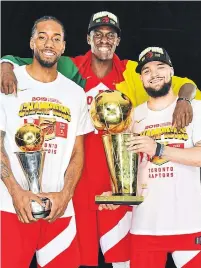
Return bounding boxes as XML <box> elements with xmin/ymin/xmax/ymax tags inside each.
<box><xmin>136</xmin><ymin>47</ymin><xmax>173</xmax><ymax>73</ymax></box>
<box><xmin>88</xmin><ymin>11</ymin><xmax>121</xmax><ymax>36</ymax></box>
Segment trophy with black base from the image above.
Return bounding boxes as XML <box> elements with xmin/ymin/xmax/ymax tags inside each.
<box><xmin>15</xmin><ymin>123</ymin><xmax>51</xmax><ymax>219</ymax></box>
<box><xmin>90</xmin><ymin>90</ymin><xmax>144</xmax><ymax>205</ymax></box>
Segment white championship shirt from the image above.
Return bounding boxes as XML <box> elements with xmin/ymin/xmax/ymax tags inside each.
<box><xmin>0</xmin><ymin>66</ymin><xmax>94</xmax><ymax>217</ymax></box>
<box><xmin>130</xmin><ymin>99</ymin><xmax>201</xmax><ymax>235</ymax></box>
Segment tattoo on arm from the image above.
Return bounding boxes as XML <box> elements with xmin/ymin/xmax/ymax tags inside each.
<box><xmin>0</xmin><ymin>131</ymin><xmax>14</xmax><ymax>180</ymax></box>
<box><xmin>1</xmin><ymin>162</ymin><xmax>11</xmax><ymax>180</ymax></box>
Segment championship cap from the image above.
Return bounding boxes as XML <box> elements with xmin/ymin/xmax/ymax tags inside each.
<box><xmin>136</xmin><ymin>46</ymin><xmax>173</xmax><ymax>73</ymax></box>
<box><xmin>88</xmin><ymin>11</ymin><xmax>121</xmax><ymax>36</ymax></box>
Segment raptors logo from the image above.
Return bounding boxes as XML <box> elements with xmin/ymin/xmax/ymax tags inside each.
<box><xmin>101</xmin><ymin>16</ymin><xmax>110</xmax><ymax>23</ymax></box>
<box><xmin>146</xmin><ymin>51</ymin><xmax>153</xmax><ymax>59</ymax></box>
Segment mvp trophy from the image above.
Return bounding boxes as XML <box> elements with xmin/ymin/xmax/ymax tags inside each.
<box><xmin>15</xmin><ymin>123</ymin><xmax>51</xmax><ymax>218</ymax></box>
<box><xmin>90</xmin><ymin>90</ymin><xmax>144</xmax><ymax>205</ymax></box>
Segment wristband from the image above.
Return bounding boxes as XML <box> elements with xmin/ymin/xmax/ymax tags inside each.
<box><xmin>155</xmin><ymin>142</ymin><xmax>165</xmax><ymax>157</ymax></box>
<box><xmin>177</xmin><ymin>97</ymin><xmax>191</xmax><ymax>104</ymax></box>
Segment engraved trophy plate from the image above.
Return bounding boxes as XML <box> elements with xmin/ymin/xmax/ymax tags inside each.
<box><xmin>15</xmin><ymin>123</ymin><xmax>51</xmax><ymax>218</ymax></box>
<box><xmin>95</xmin><ymin>195</ymin><xmax>144</xmax><ymax>205</ymax></box>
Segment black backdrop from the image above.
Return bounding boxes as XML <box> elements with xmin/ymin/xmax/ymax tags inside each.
<box><xmin>1</xmin><ymin>1</ymin><xmax>201</xmax><ymax>268</ymax></box>
<box><xmin>2</xmin><ymin>1</ymin><xmax>201</xmax><ymax>88</ymax></box>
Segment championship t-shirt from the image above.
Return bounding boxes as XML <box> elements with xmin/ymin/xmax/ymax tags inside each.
<box><xmin>0</xmin><ymin>66</ymin><xmax>94</xmax><ymax>217</ymax></box>
<box><xmin>130</xmin><ymin>99</ymin><xmax>201</xmax><ymax>235</ymax></box>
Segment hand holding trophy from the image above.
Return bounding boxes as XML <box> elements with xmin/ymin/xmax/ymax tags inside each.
<box><xmin>90</xmin><ymin>90</ymin><xmax>144</xmax><ymax>205</ymax></box>
<box><xmin>15</xmin><ymin>123</ymin><xmax>51</xmax><ymax>218</ymax></box>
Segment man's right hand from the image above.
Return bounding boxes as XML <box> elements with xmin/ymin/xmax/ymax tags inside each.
<box><xmin>98</xmin><ymin>191</ymin><xmax>120</xmax><ymax>211</ymax></box>
<box><xmin>11</xmin><ymin>185</ymin><xmax>44</xmax><ymax>223</ymax></box>
<box><xmin>1</xmin><ymin>62</ymin><xmax>17</xmax><ymax>95</ymax></box>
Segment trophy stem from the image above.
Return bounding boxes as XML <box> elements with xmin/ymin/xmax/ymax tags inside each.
<box><xmin>15</xmin><ymin>150</ymin><xmax>50</xmax><ymax>218</ymax></box>
<box><xmin>98</xmin><ymin>133</ymin><xmax>143</xmax><ymax>205</ymax></box>
<box><xmin>15</xmin><ymin>151</ymin><xmax>45</xmax><ymax>193</ymax></box>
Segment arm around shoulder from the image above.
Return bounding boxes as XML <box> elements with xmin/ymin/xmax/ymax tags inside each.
<box><xmin>163</xmin><ymin>100</ymin><xmax>201</xmax><ymax>167</ymax></box>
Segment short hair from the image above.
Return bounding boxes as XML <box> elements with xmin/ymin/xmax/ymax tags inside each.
<box><xmin>31</xmin><ymin>16</ymin><xmax>66</xmax><ymax>40</ymax></box>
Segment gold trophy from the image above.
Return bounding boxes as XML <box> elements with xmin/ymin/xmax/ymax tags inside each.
<box><xmin>90</xmin><ymin>90</ymin><xmax>144</xmax><ymax>205</ymax></box>
<box><xmin>15</xmin><ymin>123</ymin><xmax>51</xmax><ymax>218</ymax></box>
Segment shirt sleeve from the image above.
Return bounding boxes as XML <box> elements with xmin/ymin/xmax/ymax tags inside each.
<box><xmin>76</xmin><ymin>92</ymin><xmax>94</xmax><ymax>136</ymax></box>
<box><xmin>0</xmin><ymin>94</ymin><xmax>7</xmax><ymax>131</ymax></box>
<box><xmin>191</xmin><ymin>100</ymin><xmax>201</xmax><ymax>145</ymax></box>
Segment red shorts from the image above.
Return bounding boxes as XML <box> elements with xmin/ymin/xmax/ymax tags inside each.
<box><xmin>75</xmin><ymin>206</ymin><xmax>132</xmax><ymax>266</ymax></box>
<box><xmin>1</xmin><ymin>211</ymin><xmax>80</xmax><ymax>268</ymax></box>
<box><xmin>130</xmin><ymin>233</ymin><xmax>201</xmax><ymax>268</ymax></box>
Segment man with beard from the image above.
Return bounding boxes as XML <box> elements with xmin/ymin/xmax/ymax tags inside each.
<box><xmin>0</xmin><ymin>16</ymin><xmax>93</xmax><ymax>268</ymax></box>
<box><xmin>124</xmin><ymin>47</ymin><xmax>201</xmax><ymax>268</ymax></box>
<box><xmin>1</xmin><ymin>11</ymin><xmax>201</xmax><ymax>268</ymax></box>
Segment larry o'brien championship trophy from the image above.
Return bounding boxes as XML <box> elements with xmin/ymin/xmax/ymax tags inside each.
<box><xmin>90</xmin><ymin>90</ymin><xmax>144</xmax><ymax>205</ymax></box>
<box><xmin>15</xmin><ymin>123</ymin><xmax>51</xmax><ymax>218</ymax></box>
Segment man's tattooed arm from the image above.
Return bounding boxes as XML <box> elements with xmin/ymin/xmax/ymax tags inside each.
<box><xmin>1</xmin><ymin>130</ymin><xmax>42</xmax><ymax>223</ymax></box>
<box><xmin>0</xmin><ymin>131</ymin><xmax>20</xmax><ymax>194</ymax></box>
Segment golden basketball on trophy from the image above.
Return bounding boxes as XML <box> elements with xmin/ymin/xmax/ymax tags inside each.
<box><xmin>90</xmin><ymin>90</ymin><xmax>144</xmax><ymax>205</ymax></box>
<box><xmin>90</xmin><ymin>89</ymin><xmax>132</xmax><ymax>133</ymax></box>
<box><xmin>15</xmin><ymin>123</ymin><xmax>44</xmax><ymax>152</ymax></box>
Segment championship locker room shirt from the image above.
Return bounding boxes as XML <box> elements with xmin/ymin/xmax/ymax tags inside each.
<box><xmin>0</xmin><ymin>66</ymin><xmax>94</xmax><ymax>216</ymax></box>
<box><xmin>130</xmin><ymin>99</ymin><xmax>201</xmax><ymax>235</ymax></box>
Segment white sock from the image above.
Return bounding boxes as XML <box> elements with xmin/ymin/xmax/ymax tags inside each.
<box><xmin>112</xmin><ymin>261</ymin><xmax>130</xmax><ymax>268</ymax></box>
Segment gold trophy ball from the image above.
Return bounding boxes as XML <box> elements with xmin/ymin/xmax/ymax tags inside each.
<box><xmin>15</xmin><ymin>123</ymin><xmax>44</xmax><ymax>151</ymax></box>
<box><xmin>90</xmin><ymin>90</ymin><xmax>133</xmax><ymax>133</ymax></box>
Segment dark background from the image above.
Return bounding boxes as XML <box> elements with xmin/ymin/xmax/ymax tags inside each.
<box><xmin>1</xmin><ymin>1</ymin><xmax>201</xmax><ymax>268</ymax></box>
<box><xmin>2</xmin><ymin>1</ymin><xmax>201</xmax><ymax>88</ymax></box>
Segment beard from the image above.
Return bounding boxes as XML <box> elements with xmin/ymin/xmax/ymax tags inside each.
<box><xmin>144</xmin><ymin>79</ymin><xmax>172</xmax><ymax>98</ymax></box>
<box><xmin>34</xmin><ymin>50</ymin><xmax>60</xmax><ymax>68</ymax></box>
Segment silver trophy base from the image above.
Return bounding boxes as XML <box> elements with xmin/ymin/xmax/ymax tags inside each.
<box><xmin>31</xmin><ymin>198</ymin><xmax>51</xmax><ymax>219</ymax></box>
<box><xmin>32</xmin><ymin>210</ymin><xmax>51</xmax><ymax>219</ymax></box>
